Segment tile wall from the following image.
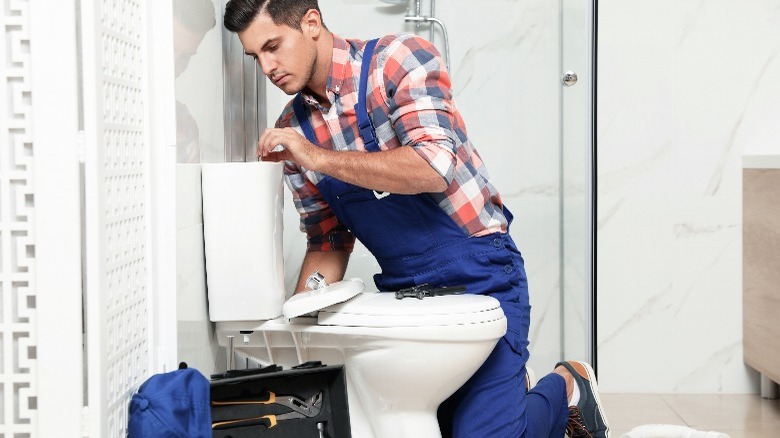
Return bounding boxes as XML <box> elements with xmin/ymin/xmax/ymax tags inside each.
<box><xmin>597</xmin><ymin>0</ymin><xmax>780</xmax><ymax>393</ymax></box>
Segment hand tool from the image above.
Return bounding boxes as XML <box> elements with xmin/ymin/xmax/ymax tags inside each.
<box><xmin>212</xmin><ymin>408</ymin><xmax>307</xmax><ymax>430</ymax></box>
<box><xmin>394</xmin><ymin>284</ymin><xmax>466</xmax><ymax>300</ymax></box>
<box><xmin>211</xmin><ymin>390</ymin><xmax>323</xmax><ymax>430</ymax></box>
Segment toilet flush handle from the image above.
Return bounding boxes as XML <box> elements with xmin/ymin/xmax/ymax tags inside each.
<box><xmin>305</xmin><ymin>270</ymin><xmax>328</xmax><ymax>291</ymax></box>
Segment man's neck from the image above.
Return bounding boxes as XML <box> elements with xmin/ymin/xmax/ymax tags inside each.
<box><xmin>307</xmin><ymin>30</ymin><xmax>334</xmax><ymax>107</ymax></box>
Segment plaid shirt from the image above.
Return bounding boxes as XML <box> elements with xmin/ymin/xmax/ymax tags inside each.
<box><xmin>277</xmin><ymin>34</ymin><xmax>508</xmax><ymax>253</ymax></box>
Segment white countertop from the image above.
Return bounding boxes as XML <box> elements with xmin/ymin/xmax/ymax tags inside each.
<box><xmin>743</xmin><ymin>153</ymin><xmax>780</xmax><ymax>169</ymax></box>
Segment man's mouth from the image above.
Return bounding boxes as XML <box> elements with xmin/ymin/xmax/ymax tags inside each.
<box><xmin>272</xmin><ymin>73</ymin><xmax>288</xmax><ymax>85</ymax></box>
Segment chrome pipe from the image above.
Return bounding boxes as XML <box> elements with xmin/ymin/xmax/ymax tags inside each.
<box><xmin>404</xmin><ymin>15</ymin><xmax>450</xmax><ymax>72</ymax></box>
<box><xmin>429</xmin><ymin>0</ymin><xmax>435</xmax><ymax>43</ymax></box>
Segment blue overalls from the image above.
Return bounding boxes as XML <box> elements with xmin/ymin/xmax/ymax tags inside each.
<box><xmin>292</xmin><ymin>39</ymin><xmax>568</xmax><ymax>438</ymax></box>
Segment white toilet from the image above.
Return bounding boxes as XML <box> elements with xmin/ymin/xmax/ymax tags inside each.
<box><xmin>202</xmin><ymin>163</ymin><xmax>507</xmax><ymax>438</ymax></box>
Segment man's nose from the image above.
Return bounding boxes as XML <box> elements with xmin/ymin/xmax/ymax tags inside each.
<box><xmin>258</xmin><ymin>54</ymin><xmax>277</xmax><ymax>77</ymax></box>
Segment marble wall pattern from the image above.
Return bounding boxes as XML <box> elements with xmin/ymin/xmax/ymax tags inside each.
<box><xmin>597</xmin><ymin>0</ymin><xmax>780</xmax><ymax>393</ymax></box>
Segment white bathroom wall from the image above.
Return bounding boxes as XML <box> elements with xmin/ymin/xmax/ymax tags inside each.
<box><xmin>269</xmin><ymin>0</ymin><xmax>570</xmax><ymax>374</ymax></box>
<box><xmin>597</xmin><ymin>0</ymin><xmax>780</xmax><ymax>393</ymax></box>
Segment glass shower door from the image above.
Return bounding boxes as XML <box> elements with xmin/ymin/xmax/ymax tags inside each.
<box><xmin>561</xmin><ymin>0</ymin><xmax>597</xmax><ymax>366</ymax></box>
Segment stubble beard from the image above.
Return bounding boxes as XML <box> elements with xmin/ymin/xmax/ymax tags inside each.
<box><xmin>289</xmin><ymin>47</ymin><xmax>318</xmax><ymax>96</ymax></box>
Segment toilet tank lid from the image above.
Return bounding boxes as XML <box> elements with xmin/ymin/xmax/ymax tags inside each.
<box><xmin>317</xmin><ymin>292</ymin><xmax>505</xmax><ymax>328</ymax></box>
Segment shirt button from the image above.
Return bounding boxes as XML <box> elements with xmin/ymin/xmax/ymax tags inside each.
<box><xmin>503</xmin><ymin>265</ymin><xmax>514</xmax><ymax>274</ymax></box>
<box><xmin>492</xmin><ymin>238</ymin><xmax>502</xmax><ymax>248</ymax></box>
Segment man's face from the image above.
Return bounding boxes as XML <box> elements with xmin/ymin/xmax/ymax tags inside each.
<box><xmin>173</xmin><ymin>20</ymin><xmax>207</xmax><ymax>78</ymax></box>
<box><xmin>238</xmin><ymin>13</ymin><xmax>317</xmax><ymax>95</ymax></box>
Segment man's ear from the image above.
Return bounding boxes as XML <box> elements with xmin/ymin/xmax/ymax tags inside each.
<box><xmin>301</xmin><ymin>8</ymin><xmax>322</xmax><ymax>38</ymax></box>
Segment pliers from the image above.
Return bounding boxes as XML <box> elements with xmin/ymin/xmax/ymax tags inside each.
<box><xmin>394</xmin><ymin>284</ymin><xmax>466</xmax><ymax>300</ymax></box>
<box><xmin>211</xmin><ymin>390</ymin><xmax>323</xmax><ymax>430</ymax></box>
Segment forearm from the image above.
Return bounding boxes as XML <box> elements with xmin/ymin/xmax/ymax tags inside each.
<box><xmin>314</xmin><ymin>146</ymin><xmax>447</xmax><ymax>194</ymax></box>
<box><xmin>258</xmin><ymin>128</ymin><xmax>448</xmax><ymax>194</ymax></box>
<box><xmin>294</xmin><ymin>250</ymin><xmax>350</xmax><ymax>293</ymax></box>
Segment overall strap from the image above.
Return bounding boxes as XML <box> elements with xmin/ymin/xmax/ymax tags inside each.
<box><xmin>356</xmin><ymin>38</ymin><xmax>380</xmax><ymax>152</ymax></box>
<box><xmin>292</xmin><ymin>93</ymin><xmax>318</xmax><ymax>144</ymax></box>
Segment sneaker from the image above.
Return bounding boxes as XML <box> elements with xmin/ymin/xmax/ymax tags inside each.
<box><xmin>525</xmin><ymin>366</ymin><xmax>537</xmax><ymax>392</ymax></box>
<box><xmin>556</xmin><ymin>361</ymin><xmax>610</xmax><ymax>438</ymax></box>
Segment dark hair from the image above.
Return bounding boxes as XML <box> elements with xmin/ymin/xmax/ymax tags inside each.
<box><xmin>223</xmin><ymin>0</ymin><xmax>325</xmax><ymax>33</ymax></box>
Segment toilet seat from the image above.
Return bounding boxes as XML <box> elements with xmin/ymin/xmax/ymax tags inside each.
<box><xmin>318</xmin><ymin>292</ymin><xmax>504</xmax><ymax>328</ymax></box>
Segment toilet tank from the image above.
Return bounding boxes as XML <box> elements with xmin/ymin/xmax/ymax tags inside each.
<box><xmin>201</xmin><ymin>162</ymin><xmax>285</xmax><ymax>321</ymax></box>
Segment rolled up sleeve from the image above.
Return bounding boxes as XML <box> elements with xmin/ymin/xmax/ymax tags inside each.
<box><xmin>380</xmin><ymin>35</ymin><xmax>460</xmax><ymax>185</ymax></box>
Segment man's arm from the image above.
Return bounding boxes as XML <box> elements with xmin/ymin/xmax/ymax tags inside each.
<box><xmin>294</xmin><ymin>250</ymin><xmax>350</xmax><ymax>293</ymax></box>
<box><xmin>257</xmin><ymin>128</ymin><xmax>447</xmax><ymax>194</ymax></box>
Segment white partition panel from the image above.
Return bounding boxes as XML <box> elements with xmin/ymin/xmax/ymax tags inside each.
<box><xmin>29</xmin><ymin>0</ymin><xmax>84</xmax><ymax>436</ymax></box>
<box><xmin>1</xmin><ymin>1</ymin><xmax>38</xmax><ymax>435</ymax></box>
<box><xmin>81</xmin><ymin>0</ymin><xmax>164</xmax><ymax>435</ymax></box>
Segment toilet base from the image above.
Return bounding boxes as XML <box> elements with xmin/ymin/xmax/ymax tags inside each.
<box><xmin>367</xmin><ymin>410</ymin><xmax>442</xmax><ymax>438</ymax></box>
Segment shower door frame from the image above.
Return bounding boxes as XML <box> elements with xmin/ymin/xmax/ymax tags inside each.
<box><xmin>560</xmin><ymin>0</ymin><xmax>598</xmax><ymax>369</ymax></box>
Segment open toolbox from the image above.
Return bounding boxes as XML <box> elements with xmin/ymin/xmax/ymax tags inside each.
<box><xmin>210</xmin><ymin>363</ymin><xmax>351</xmax><ymax>438</ymax></box>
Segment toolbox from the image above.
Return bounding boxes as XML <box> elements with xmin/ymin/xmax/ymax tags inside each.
<box><xmin>210</xmin><ymin>363</ymin><xmax>351</xmax><ymax>438</ymax></box>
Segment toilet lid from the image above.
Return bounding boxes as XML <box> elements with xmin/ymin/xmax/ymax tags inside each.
<box><xmin>317</xmin><ymin>292</ymin><xmax>504</xmax><ymax>327</ymax></box>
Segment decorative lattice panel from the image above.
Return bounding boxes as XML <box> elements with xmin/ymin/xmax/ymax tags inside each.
<box><xmin>86</xmin><ymin>0</ymin><xmax>150</xmax><ymax>436</ymax></box>
<box><xmin>1</xmin><ymin>0</ymin><xmax>38</xmax><ymax>436</ymax></box>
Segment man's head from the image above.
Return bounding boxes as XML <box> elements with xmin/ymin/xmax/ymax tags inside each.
<box><xmin>224</xmin><ymin>0</ymin><xmax>325</xmax><ymax>33</ymax></box>
<box><xmin>173</xmin><ymin>0</ymin><xmax>216</xmax><ymax>77</ymax></box>
<box><xmin>224</xmin><ymin>0</ymin><xmax>327</xmax><ymax>95</ymax></box>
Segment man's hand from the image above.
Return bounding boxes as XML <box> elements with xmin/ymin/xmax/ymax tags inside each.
<box><xmin>295</xmin><ymin>251</ymin><xmax>350</xmax><ymax>294</ymax></box>
<box><xmin>257</xmin><ymin>127</ymin><xmax>320</xmax><ymax>170</ymax></box>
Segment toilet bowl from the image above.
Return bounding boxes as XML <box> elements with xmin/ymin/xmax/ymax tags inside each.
<box><xmin>201</xmin><ymin>163</ymin><xmax>507</xmax><ymax>437</ymax></box>
<box><xmin>215</xmin><ymin>280</ymin><xmax>507</xmax><ymax>438</ymax></box>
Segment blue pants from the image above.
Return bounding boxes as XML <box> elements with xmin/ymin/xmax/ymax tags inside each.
<box><xmin>437</xmin><ymin>338</ymin><xmax>569</xmax><ymax>437</ymax></box>
<box><xmin>435</xmin><ymin>235</ymin><xmax>569</xmax><ymax>437</ymax></box>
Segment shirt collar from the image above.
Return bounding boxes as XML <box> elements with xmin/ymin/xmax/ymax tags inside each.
<box><xmin>328</xmin><ymin>34</ymin><xmax>350</xmax><ymax>96</ymax></box>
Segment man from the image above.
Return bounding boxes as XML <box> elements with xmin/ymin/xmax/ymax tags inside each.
<box><xmin>223</xmin><ymin>1</ymin><xmax>610</xmax><ymax>436</ymax></box>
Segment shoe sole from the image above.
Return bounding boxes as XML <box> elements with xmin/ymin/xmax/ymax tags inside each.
<box><xmin>575</xmin><ymin>361</ymin><xmax>611</xmax><ymax>438</ymax></box>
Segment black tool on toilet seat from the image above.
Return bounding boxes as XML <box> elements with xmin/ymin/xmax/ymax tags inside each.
<box><xmin>394</xmin><ymin>284</ymin><xmax>467</xmax><ymax>300</ymax></box>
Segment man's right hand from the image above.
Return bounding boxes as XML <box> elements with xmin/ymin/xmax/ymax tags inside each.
<box><xmin>294</xmin><ymin>250</ymin><xmax>350</xmax><ymax>294</ymax></box>
<box><xmin>257</xmin><ymin>127</ymin><xmax>321</xmax><ymax>170</ymax></box>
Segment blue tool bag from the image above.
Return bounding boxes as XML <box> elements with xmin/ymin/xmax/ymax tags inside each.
<box><xmin>128</xmin><ymin>363</ymin><xmax>211</xmax><ymax>438</ymax></box>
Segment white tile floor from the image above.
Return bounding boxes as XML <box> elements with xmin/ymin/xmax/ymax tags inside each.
<box><xmin>601</xmin><ymin>394</ymin><xmax>780</xmax><ymax>438</ymax></box>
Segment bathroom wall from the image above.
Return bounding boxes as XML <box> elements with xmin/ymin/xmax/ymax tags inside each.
<box><xmin>265</xmin><ymin>0</ymin><xmax>572</xmax><ymax>374</ymax></box>
<box><xmin>597</xmin><ymin>0</ymin><xmax>780</xmax><ymax>393</ymax></box>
